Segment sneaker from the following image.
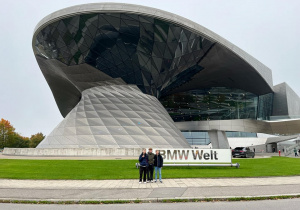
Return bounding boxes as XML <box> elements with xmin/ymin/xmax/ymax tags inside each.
<box><xmin>154</xmin><ymin>180</ymin><xmax>157</xmax><ymax>183</ymax></box>
<box><xmin>147</xmin><ymin>180</ymin><xmax>150</xmax><ymax>183</ymax></box>
<box><xmin>143</xmin><ymin>182</ymin><xmax>147</xmax><ymax>184</ymax></box>
<box><xmin>151</xmin><ymin>180</ymin><xmax>153</xmax><ymax>183</ymax></box>
<box><xmin>160</xmin><ymin>181</ymin><xmax>162</xmax><ymax>183</ymax></box>
<box><xmin>139</xmin><ymin>181</ymin><xmax>141</xmax><ymax>183</ymax></box>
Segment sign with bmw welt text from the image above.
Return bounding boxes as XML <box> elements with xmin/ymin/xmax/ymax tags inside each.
<box><xmin>152</xmin><ymin>149</ymin><xmax>232</xmax><ymax>163</ymax></box>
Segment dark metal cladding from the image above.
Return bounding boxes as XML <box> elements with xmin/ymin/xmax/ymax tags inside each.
<box><xmin>34</xmin><ymin>13</ymin><xmax>214</xmax><ymax>98</ymax></box>
<box><xmin>33</xmin><ymin>12</ymin><xmax>274</xmax><ymax>118</ymax></box>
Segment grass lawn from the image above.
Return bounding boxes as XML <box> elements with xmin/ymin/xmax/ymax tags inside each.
<box><xmin>0</xmin><ymin>157</ymin><xmax>299</xmax><ymax>180</ymax></box>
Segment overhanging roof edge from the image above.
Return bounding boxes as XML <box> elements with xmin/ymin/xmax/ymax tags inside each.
<box><xmin>32</xmin><ymin>2</ymin><xmax>273</xmax><ymax>92</ymax></box>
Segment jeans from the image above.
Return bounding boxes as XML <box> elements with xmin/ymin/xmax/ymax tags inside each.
<box><xmin>155</xmin><ymin>166</ymin><xmax>162</xmax><ymax>181</ymax></box>
<box><xmin>147</xmin><ymin>164</ymin><xmax>154</xmax><ymax>181</ymax></box>
<box><xmin>139</xmin><ymin>166</ymin><xmax>147</xmax><ymax>182</ymax></box>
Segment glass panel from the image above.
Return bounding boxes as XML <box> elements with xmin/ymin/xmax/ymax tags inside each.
<box><xmin>160</xmin><ymin>87</ymin><xmax>272</xmax><ymax>122</ymax></box>
<box><xmin>257</xmin><ymin>93</ymin><xmax>273</xmax><ymax>120</ymax></box>
<box><xmin>181</xmin><ymin>131</ymin><xmax>210</xmax><ymax>145</ymax></box>
<box><xmin>182</xmin><ymin>131</ymin><xmax>257</xmax><ymax>145</ymax></box>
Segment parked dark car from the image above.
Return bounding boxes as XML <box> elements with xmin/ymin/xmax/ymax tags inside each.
<box><xmin>232</xmin><ymin>147</ymin><xmax>255</xmax><ymax>158</ymax></box>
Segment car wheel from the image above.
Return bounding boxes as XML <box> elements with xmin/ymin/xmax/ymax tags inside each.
<box><xmin>252</xmin><ymin>155</ymin><xmax>255</xmax><ymax>158</ymax></box>
<box><xmin>245</xmin><ymin>154</ymin><xmax>248</xmax><ymax>158</ymax></box>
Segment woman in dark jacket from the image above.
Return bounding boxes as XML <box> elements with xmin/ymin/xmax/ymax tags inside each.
<box><xmin>154</xmin><ymin>150</ymin><xmax>163</xmax><ymax>183</ymax></box>
<box><xmin>139</xmin><ymin>149</ymin><xmax>148</xmax><ymax>183</ymax></box>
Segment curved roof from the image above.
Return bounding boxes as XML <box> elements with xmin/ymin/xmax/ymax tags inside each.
<box><xmin>32</xmin><ymin>3</ymin><xmax>274</xmax><ymax>117</ymax></box>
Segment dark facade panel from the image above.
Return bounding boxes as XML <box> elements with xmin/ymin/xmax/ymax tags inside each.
<box><xmin>36</xmin><ymin>56</ymin><xmax>82</xmax><ymax>116</ymax></box>
<box><xmin>160</xmin><ymin>87</ymin><xmax>273</xmax><ymax>122</ymax></box>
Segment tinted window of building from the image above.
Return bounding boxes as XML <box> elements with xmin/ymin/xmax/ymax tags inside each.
<box><xmin>182</xmin><ymin>131</ymin><xmax>257</xmax><ymax>145</ymax></box>
<box><xmin>257</xmin><ymin>93</ymin><xmax>273</xmax><ymax>120</ymax></box>
<box><xmin>160</xmin><ymin>87</ymin><xmax>272</xmax><ymax>121</ymax></box>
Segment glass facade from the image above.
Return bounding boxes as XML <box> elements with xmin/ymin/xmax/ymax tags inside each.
<box><xmin>182</xmin><ymin>131</ymin><xmax>257</xmax><ymax>145</ymax></box>
<box><xmin>257</xmin><ymin>93</ymin><xmax>273</xmax><ymax>120</ymax></box>
<box><xmin>35</xmin><ymin>13</ymin><xmax>214</xmax><ymax>97</ymax></box>
<box><xmin>160</xmin><ymin>87</ymin><xmax>273</xmax><ymax>121</ymax></box>
<box><xmin>182</xmin><ymin>131</ymin><xmax>210</xmax><ymax>145</ymax></box>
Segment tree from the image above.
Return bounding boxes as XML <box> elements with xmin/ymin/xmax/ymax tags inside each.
<box><xmin>29</xmin><ymin>132</ymin><xmax>45</xmax><ymax>148</ymax></box>
<box><xmin>0</xmin><ymin>118</ymin><xmax>15</xmax><ymax>148</ymax></box>
<box><xmin>6</xmin><ymin>133</ymin><xmax>29</xmax><ymax>148</ymax></box>
<box><xmin>0</xmin><ymin>118</ymin><xmax>44</xmax><ymax>149</ymax></box>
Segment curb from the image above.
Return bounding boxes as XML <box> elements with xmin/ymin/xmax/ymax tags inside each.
<box><xmin>0</xmin><ymin>194</ymin><xmax>300</xmax><ymax>204</ymax></box>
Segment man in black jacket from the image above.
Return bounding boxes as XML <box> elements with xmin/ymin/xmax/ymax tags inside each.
<box><xmin>154</xmin><ymin>150</ymin><xmax>163</xmax><ymax>183</ymax></box>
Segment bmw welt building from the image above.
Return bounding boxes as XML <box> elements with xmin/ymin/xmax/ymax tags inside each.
<box><xmin>33</xmin><ymin>3</ymin><xmax>300</xmax><ymax>149</ymax></box>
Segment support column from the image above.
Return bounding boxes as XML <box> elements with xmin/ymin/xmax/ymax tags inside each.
<box><xmin>208</xmin><ymin>130</ymin><xmax>230</xmax><ymax>149</ymax></box>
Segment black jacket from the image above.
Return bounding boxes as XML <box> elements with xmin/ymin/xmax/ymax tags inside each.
<box><xmin>154</xmin><ymin>154</ymin><xmax>163</xmax><ymax>167</ymax></box>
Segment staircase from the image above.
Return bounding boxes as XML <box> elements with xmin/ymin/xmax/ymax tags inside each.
<box><xmin>284</xmin><ymin>143</ymin><xmax>300</xmax><ymax>157</ymax></box>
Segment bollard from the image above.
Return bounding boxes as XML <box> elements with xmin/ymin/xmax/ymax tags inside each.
<box><xmin>279</xmin><ymin>150</ymin><xmax>281</xmax><ymax>157</ymax></box>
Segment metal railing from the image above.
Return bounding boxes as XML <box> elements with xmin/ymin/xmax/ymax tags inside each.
<box><xmin>136</xmin><ymin>162</ymin><xmax>240</xmax><ymax>168</ymax></box>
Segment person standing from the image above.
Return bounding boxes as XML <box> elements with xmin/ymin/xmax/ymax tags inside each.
<box><xmin>294</xmin><ymin>148</ymin><xmax>299</xmax><ymax>157</ymax></box>
<box><xmin>139</xmin><ymin>148</ymin><xmax>148</xmax><ymax>183</ymax></box>
<box><xmin>147</xmin><ymin>148</ymin><xmax>155</xmax><ymax>183</ymax></box>
<box><xmin>154</xmin><ymin>149</ymin><xmax>163</xmax><ymax>183</ymax></box>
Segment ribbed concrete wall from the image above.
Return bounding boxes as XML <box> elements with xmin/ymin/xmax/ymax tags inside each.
<box><xmin>38</xmin><ymin>85</ymin><xmax>190</xmax><ymax>149</ymax></box>
<box><xmin>3</xmin><ymin>148</ymin><xmax>142</xmax><ymax>157</ymax></box>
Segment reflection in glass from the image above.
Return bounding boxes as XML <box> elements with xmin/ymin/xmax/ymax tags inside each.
<box><xmin>182</xmin><ymin>131</ymin><xmax>257</xmax><ymax>145</ymax></box>
<box><xmin>160</xmin><ymin>87</ymin><xmax>273</xmax><ymax>121</ymax></box>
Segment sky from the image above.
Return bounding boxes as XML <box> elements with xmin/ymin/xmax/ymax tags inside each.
<box><xmin>0</xmin><ymin>0</ymin><xmax>299</xmax><ymax>137</ymax></box>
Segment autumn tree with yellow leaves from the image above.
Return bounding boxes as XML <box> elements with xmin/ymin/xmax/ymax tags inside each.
<box><xmin>0</xmin><ymin>118</ymin><xmax>44</xmax><ymax>149</ymax></box>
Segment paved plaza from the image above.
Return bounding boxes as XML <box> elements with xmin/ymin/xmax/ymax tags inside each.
<box><xmin>1</xmin><ymin>176</ymin><xmax>300</xmax><ymax>189</ymax></box>
<box><xmin>0</xmin><ymin>176</ymin><xmax>299</xmax><ymax>201</ymax></box>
